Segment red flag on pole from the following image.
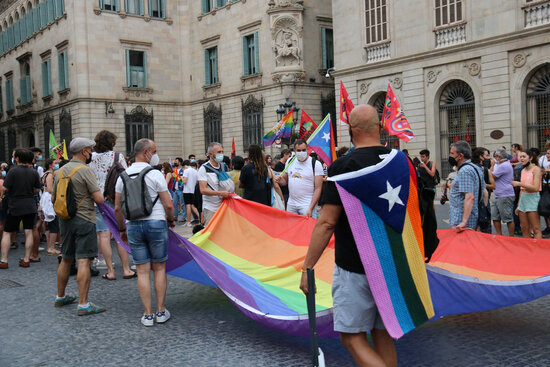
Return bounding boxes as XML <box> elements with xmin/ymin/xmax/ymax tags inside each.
<box><xmin>381</xmin><ymin>83</ymin><xmax>414</xmax><ymax>142</ymax></box>
<box><xmin>339</xmin><ymin>81</ymin><xmax>354</xmax><ymax>126</ymax></box>
<box><xmin>231</xmin><ymin>137</ymin><xmax>236</xmax><ymax>158</ymax></box>
<box><xmin>299</xmin><ymin>110</ymin><xmax>318</xmax><ymax>140</ymax></box>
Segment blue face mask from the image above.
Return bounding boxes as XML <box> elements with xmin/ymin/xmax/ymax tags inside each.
<box><xmin>54</xmin><ymin>164</ymin><xmax>60</xmax><ymax>170</ymax></box>
<box><xmin>190</xmin><ymin>159</ymin><xmax>196</xmax><ymax>163</ymax></box>
<box><xmin>37</xmin><ymin>155</ymin><xmax>43</xmax><ymax>162</ymax></box>
<box><xmin>1</xmin><ymin>171</ymin><xmax>5</xmax><ymax>178</ymax></box>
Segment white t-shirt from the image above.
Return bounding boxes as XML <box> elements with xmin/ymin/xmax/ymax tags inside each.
<box><xmin>115</xmin><ymin>162</ymin><xmax>168</xmax><ymax>221</ymax></box>
<box><xmin>539</xmin><ymin>155</ymin><xmax>550</xmax><ymax>170</ymax></box>
<box><xmin>183</xmin><ymin>167</ymin><xmax>198</xmax><ymax>194</ymax></box>
<box><xmin>197</xmin><ymin>161</ymin><xmax>224</xmax><ymax>211</ymax></box>
<box><xmin>90</xmin><ymin>151</ymin><xmax>128</xmax><ymax>192</ymax></box>
<box><xmin>286</xmin><ymin>156</ymin><xmax>324</xmax><ymax>207</ymax></box>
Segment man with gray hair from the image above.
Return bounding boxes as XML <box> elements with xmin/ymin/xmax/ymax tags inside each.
<box><xmin>490</xmin><ymin>147</ymin><xmax>515</xmax><ymax>236</ymax></box>
<box><xmin>198</xmin><ymin>142</ymin><xmax>234</xmax><ymax>225</ymax></box>
<box><xmin>448</xmin><ymin>140</ymin><xmax>485</xmax><ymax>232</ymax></box>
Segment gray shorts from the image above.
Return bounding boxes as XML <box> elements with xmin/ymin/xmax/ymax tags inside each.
<box><xmin>332</xmin><ymin>265</ymin><xmax>385</xmax><ymax>333</ymax></box>
<box><xmin>60</xmin><ymin>216</ymin><xmax>98</xmax><ymax>260</ymax></box>
<box><xmin>491</xmin><ymin>196</ymin><xmax>515</xmax><ymax>223</ymax></box>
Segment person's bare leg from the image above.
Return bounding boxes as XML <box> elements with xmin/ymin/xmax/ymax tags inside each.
<box><xmin>30</xmin><ymin>227</ymin><xmax>40</xmax><ymax>260</ymax></box>
<box><xmin>493</xmin><ymin>221</ymin><xmax>502</xmax><ymax>236</ymax></box>
<box><xmin>1</xmin><ymin>231</ymin><xmax>11</xmax><ymax>263</ymax></box>
<box><xmin>98</xmin><ymin>231</ymin><xmax>115</xmax><ymax>279</ymax></box>
<box><xmin>186</xmin><ymin>204</ymin><xmax>193</xmax><ymax>223</ymax></box>
<box><xmin>136</xmin><ymin>263</ymin><xmax>152</xmax><ymax>315</ymax></box>
<box><xmin>76</xmin><ymin>258</ymin><xmax>92</xmax><ymax>304</ymax></box>
<box><xmin>506</xmin><ymin>221</ymin><xmax>515</xmax><ymax>237</ymax></box>
<box><xmin>340</xmin><ymin>332</ymin><xmax>388</xmax><ymax>367</ymax></box>
<box><xmin>152</xmin><ymin>261</ymin><xmax>167</xmax><ymax>313</ymax></box>
<box><xmin>23</xmin><ymin>229</ymin><xmax>34</xmax><ymax>262</ymax></box>
<box><xmin>116</xmin><ymin>243</ymin><xmax>134</xmax><ymax>277</ymax></box>
<box><xmin>372</xmin><ymin>329</ymin><xmax>397</xmax><ymax>367</ymax></box>
<box><xmin>528</xmin><ymin>211</ymin><xmax>542</xmax><ymax>239</ymax></box>
<box><xmin>518</xmin><ymin>211</ymin><xmax>530</xmax><ymax>238</ymax></box>
<box><xmin>57</xmin><ymin>258</ymin><xmax>72</xmax><ymax>297</ymax></box>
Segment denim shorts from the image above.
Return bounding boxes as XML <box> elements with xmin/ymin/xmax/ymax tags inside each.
<box><xmin>127</xmin><ymin>220</ymin><xmax>168</xmax><ymax>264</ymax></box>
<box><xmin>332</xmin><ymin>265</ymin><xmax>385</xmax><ymax>333</ymax></box>
<box><xmin>95</xmin><ymin>200</ymin><xmax>114</xmax><ymax>232</ymax></box>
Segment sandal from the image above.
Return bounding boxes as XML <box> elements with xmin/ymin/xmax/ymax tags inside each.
<box><xmin>123</xmin><ymin>272</ymin><xmax>137</xmax><ymax>279</ymax></box>
<box><xmin>102</xmin><ymin>273</ymin><xmax>116</xmax><ymax>281</ymax></box>
<box><xmin>46</xmin><ymin>249</ymin><xmax>61</xmax><ymax>255</ymax></box>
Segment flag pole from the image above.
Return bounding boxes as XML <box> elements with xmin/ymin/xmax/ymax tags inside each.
<box><xmin>306</xmin><ymin>269</ymin><xmax>325</xmax><ymax>367</ymax></box>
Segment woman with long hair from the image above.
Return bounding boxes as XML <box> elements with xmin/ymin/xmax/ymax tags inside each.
<box><xmin>42</xmin><ymin>159</ymin><xmax>60</xmax><ymax>255</ymax></box>
<box><xmin>239</xmin><ymin>145</ymin><xmax>283</xmax><ymax>206</ymax></box>
<box><xmin>512</xmin><ymin>149</ymin><xmax>542</xmax><ymax>239</ymax></box>
<box><xmin>161</xmin><ymin>162</ymin><xmax>174</xmax><ymax>191</ymax></box>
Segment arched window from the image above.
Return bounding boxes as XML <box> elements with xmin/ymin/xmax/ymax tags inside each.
<box><xmin>13</xmin><ymin>13</ymin><xmax>20</xmax><ymax>46</ymax></box>
<box><xmin>8</xmin><ymin>17</ymin><xmax>14</xmax><ymax>49</ymax></box>
<box><xmin>439</xmin><ymin>80</ymin><xmax>475</xmax><ymax>177</ymax></box>
<box><xmin>124</xmin><ymin>105</ymin><xmax>153</xmax><ymax>154</ymax></box>
<box><xmin>20</xmin><ymin>8</ymin><xmax>26</xmax><ymax>41</ymax></box>
<box><xmin>242</xmin><ymin>95</ymin><xmax>263</xmax><ymax>150</ymax></box>
<box><xmin>526</xmin><ymin>64</ymin><xmax>550</xmax><ymax>150</ymax></box>
<box><xmin>371</xmin><ymin>92</ymin><xmax>400</xmax><ymax>149</ymax></box>
<box><xmin>203</xmin><ymin>102</ymin><xmax>222</xmax><ymax>152</ymax></box>
<box><xmin>26</xmin><ymin>2</ymin><xmax>34</xmax><ymax>37</ymax></box>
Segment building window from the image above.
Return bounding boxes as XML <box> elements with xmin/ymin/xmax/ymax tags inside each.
<box><xmin>43</xmin><ymin>114</ymin><xmax>54</xmax><ymax>155</ymax></box>
<box><xmin>56</xmin><ymin>0</ymin><xmax>65</xmax><ymax>17</ymax></box>
<box><xmin>125</xmin><ymin>105</ymin><xmax>154</xmax><ymax>154</ymax></box>
<box><xmin>371</xmin><ymin>92</ymin><xmax>399</xmax><ymax>149</ymax></box>
<box><xmin>125</xmin><ymin>0</ymin><xmax>144</xmax><ymax>15</ymax></box>
<box><xmin>321</xmin><ymin>90</ymin><xmax>337</xmax><ymax>142</ymax></box>
<box><xmin>42</xmin><ymin>59</ymin><xmax>52</xmax><ymax>97</ymax></box>
<box><xmin>202</xmin><ymin>0</ymin><xmax>213</xmax><ymax>13</ymax></box>
<box><xmin>100</xmin><ymin>0</ymin><xmax>119</xmax><ymax>12</ymax></box>
<box><xmin>58</xmin><ymin>50</ymin><xmax>69</xmax><ymax>91</ymax></box>
<box><xmin>21</xmin><ymin>8</ymin><xmax>27</xmax><ymax>41</ymax></box>
<box><xmin>59</xmin><ymin>108</ymin><xmax>72</xmax><ymax>144</ymax></box>
<box><xmin>203</xmin><ymin>103</ymin><xmax>222</xmax><ymax>152</ymax></box>
<box><xmin>216</xmin><ymin>0</ymin><xmax>226</xmax><ymax>8</ymax></box>
<box><xmin>0</xmin><ymin>83</ymin><xmax>3</xmax><ymax>115</ymax></box>
<box><xmin>40</xmin><ymin>2</ymin><xmax>47</xmax><ymax>28</ymax></box>
<box><xmin>5</xmin><ymin>78</ymin><xmax>14</xmax><ymax>112</ymax></box>
<box><xmin>242</xmin><ymin>32</ymin><xmax>259</xmax><ymax>76</ymax></box>
<box><xmin>126</xmin><ymin>50</ymin><xmax>147</xmax><ymax>88</ymax></box>
<box><xmin>364</xmin><ymin>0</ymin><xmax>388</xmax><ymax>44</ymax></box>
<box><xmin>32</xmin><ymin>1</ymin><xmax>40</xmax><ymax>33</ymax></box>
<box><xmin>526</xmin><ymin>63</ymin><xmax>550</xmax><ymax>149</ymax></box>
<box><xmin>439</xmin><ymin>80</ymin><xmax>475</xmax><ymax>177</ymax></box>
<box><xmin>148</xmin><ymin>0</ymin><xmax>165</xmax><ymax>18</ymax></box>
<box><xmin>204</xmin><ymin>46</ymin><xmax>219</xmax><ymax>85</ymax></box>
<box><xmin>0</xmin><ymin>131</ymin><xmax>5</xmax><ymax>161</ymax></box>
<box><xmin>321</xmin><ymin>27</ymin><xmax>334</xmax><ymax>70</ymax></box>
<box><xmin>20</xmin><ymin>62</ymin><xmax>32</xmax><ymax>105</ymax></box>
<box><xmin>14</xmin><ymin>14</ymin><xmax>20</xmax><ymax>45</ymax></box>
<box><xmin>47</xmin><ymin>0</ymin><xmax>56</xmax><ymax>24</ymax></box>
<box><xmin>435</xmin><ymin>0</ymin><xmax>463</xmax><ymax>28</ymax></box>
<box><xmin>242</xmin><ymin>95</ymin><xmax>263</xmax><ymax>150</ymax></box>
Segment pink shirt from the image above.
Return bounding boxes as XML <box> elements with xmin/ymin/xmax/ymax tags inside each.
<box><xmin>520</xmin><ymin>166</ymin><xmax>541</xmax><ymax>192</ymax></box>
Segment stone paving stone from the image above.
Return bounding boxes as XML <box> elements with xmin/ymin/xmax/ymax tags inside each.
<box><xmin>1</xmin><ymin>218</ymin><xmax>550</xmax><ymax>366</ymax></box>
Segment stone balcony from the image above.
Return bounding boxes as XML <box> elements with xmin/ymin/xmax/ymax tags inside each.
<box><xmin>366</xmin><ymin>42</ymin><xmax>391</xmax><ymax>64</ymax></box>
<box><xmin>434</xmin><ymin>23</ymin><xmax>466</xmax><ymax>48</ymax></box>
<box><xmin>524</xmin><ymin>0</ymin><xmax>550</xmax><ymax>28</ymax></box>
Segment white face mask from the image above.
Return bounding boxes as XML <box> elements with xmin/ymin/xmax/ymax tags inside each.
<box><xmin>215</xmin><ymin>154</ymin><xmax>224</xmax><ymax>163</ymax></box>
<box><xmin>296</xmin><ymin>151</ymin><xmax>308</xmax><ymax>162</ymax></box>
<box><xmin>148</xmin><ymin>152</ymin><xmax>160</xmax><ymax>166</ymax></box>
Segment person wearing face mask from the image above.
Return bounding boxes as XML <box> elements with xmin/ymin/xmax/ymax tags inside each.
<box><xmin>512</xmin><ymin>149</ymin><xmax>542</xmax><ymax>239</ymax></box>
<box><xmin>198</xmin><ymin>142</ymin><xmax>235</xmax><ymax>225</ymax></box>
<box><xmin>448</xmin><ymin>141</ymin><xmax>486</xmax><ymax>233</ymax></box>
<box><xmin>114</xmin><ymin>138</ymin><xmax>176</xmax><ymax>326</ymax></box>
<box><xmin>274</xmin><ymin>139</ymin><xmax>324</xmax><ymax>218</ymax></box>
<box><xmin>472</xmin><ymin>147</ymin><xmax>496</xmax><ymax>233</ymax></box>
<box><xmin>490</xmin><ymin>148</ymin><xmax>515</xmax><ymax>236</ymax></box>
<box><xmin>53</xmin><ymin>138</ymin><xmax>106</xmax><ymax>315</ymax></box>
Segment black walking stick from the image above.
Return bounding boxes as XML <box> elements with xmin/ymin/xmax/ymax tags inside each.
<box><xmin>306</xmin><ymin>269</ymin><xmax>325</xmax><ymax>367</ymax></box>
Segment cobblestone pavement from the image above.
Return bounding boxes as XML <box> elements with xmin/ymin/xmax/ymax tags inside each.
<box><xmin>1</xmin><ymin>211</ymin><xmax>550</xmax><ymax>366</ymax></box>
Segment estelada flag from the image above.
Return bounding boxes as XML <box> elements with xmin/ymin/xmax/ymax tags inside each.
<box><xmin>298</xmin><ymin>110</ymin><xmax>318</xmax><ymax>140</ymax></box>
<box><xmin>382</xmin><ymin>83</ymin><xmax>414</xmax><ymax>142</ymax></box>
<box><xmin>231</xmin><ymin>137</ymin><xmax>236</xmax><ymax>159</ymax></box>
<box><xmin>339</xmin><ymin>81</ymin><xmax>354</xmax><ymax>126</ymax></box>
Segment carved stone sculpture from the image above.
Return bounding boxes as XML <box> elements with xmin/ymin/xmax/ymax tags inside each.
<box><xmin>273</xmin><ymin>28</ymin><xmax>301</xmax><ymax>67</ymax></box>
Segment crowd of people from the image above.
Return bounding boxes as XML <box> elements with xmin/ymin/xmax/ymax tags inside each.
<box><xmin>1</xmin><ymin>108</ymin><xmax>550</xmax><ymax>366</ymax></box>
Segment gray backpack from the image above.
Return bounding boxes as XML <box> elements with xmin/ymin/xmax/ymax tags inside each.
<box><xmin>120</xmin><ymin>167</ymin><xmax>159</xmax><ymax>220</ymax></box>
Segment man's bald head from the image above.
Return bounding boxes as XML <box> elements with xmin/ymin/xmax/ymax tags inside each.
<box><xmin>349</xmin><ymin>104</ymin><xmax>380</xmax><ymax>133</ymax></box>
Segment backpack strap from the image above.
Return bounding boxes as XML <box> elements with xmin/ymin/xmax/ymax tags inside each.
<box><xmin>311</xmin><ymin>157</ymin><xmax>317</xmax><ymax>190</ymax></box>
<box><xmin>459</xmin><ymin>163</ymin><xmax>483</xmax><ymax>204</ymax></box>
<box><xmin>137</xmin><ymin>167</ymin><xmax>159</xmax><ymax>209</ymax></box>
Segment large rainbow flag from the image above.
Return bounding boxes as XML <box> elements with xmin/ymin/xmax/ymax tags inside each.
<box><xmin>329</xmin><ymin>149</ymin><xmax>434</xmax><ymax>338</ymax></box>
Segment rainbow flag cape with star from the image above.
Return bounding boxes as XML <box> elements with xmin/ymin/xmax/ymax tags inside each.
<box><xmin>329</xmin><ymin>149</ymin><xmax>434</xmax><ymax>338</ymax></box>
<box><xmin>307</xmin><ymin>114</ymin><xmax>336</xmax><ymax>166</ymax></box>
<box><xmin>263</xmin><ymin>110</ymin><xmax>294</xmax><ymax>146</ymax></box>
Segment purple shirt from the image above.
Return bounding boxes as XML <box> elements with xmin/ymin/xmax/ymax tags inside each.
<box><xmin>492</xmin><ymin>160</ymin><xmax>515</xmax><ymax>198</ymax></box>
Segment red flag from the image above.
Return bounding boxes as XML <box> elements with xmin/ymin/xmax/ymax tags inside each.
<box><xmin>381</xmin><ymin>84</ymin><xmax>414</xmax><ymax>142</ymax></box>
<box><xmin>298</xmin><ymin>110</ymin><xmax>318</xmax><ymax>140</ymax></box>
<box><xmin>339</xmin><ymin>81</ymin><xmax>354</xmax><ymax>125</ymax></box>
<box><xmin>231</xmin><ymin>137</ymin><xmax>236</xmax><ymax>158</ymax></box>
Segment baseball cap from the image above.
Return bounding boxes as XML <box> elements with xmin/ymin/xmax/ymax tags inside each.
<box><xmin>69</xmin><ymin>137</ymin><xmax>96</xmax><ymax>153</ymax></box>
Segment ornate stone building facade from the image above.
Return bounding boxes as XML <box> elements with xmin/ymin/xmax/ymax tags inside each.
<box><xmin>332</xmin><ymin>0</ymin><xmax>550</xmax><ymax>176</ymax></box>
<box><xmin>0</xmin><ymin>0</ymin><xmax>335</xmax><ymax>161</ymax></box>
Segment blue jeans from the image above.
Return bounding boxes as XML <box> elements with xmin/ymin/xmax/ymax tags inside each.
<box><xmin>172</xmin><ymin>190</ymin><xmax>186</xmax><ymax>219</ymax></box>
<box><xmin>127</xmin><ymin>220</ymin><xmax>168</xmax><ymax>264</ymax></box>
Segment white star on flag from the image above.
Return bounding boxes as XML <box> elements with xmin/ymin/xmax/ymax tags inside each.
<box><xmin>378</xmin><ymin>181</ymin><xmax>404</xmax><ymax>211</ymax></box>
<box><xmin>322</xmin><ymin>132</ymin><xmax>330</xmax><ymax>142</ymax></box>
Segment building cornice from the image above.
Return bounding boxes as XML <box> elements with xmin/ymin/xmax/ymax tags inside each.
<box><xmin>333</xmin><ymin>24</ymin><xmax>550</xmax><ymax>77</ymax></box>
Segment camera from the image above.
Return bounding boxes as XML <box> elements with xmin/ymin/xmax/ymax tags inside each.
<box><xmin>440</xmin><ymin>194</ymin><xmax>448</xmax><ymax>205</ymax></box>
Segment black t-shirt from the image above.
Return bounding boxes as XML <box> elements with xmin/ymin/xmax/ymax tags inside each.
<box><xmin>320</xmin><ymin>146</ymin><xmax>391</xmax><ymax>274</ymax></box>
<box><xmin>418</xmin><ymin>161</ymin><xmax>435</xmax><ymax>189</ymax></box>
<box><xmin>3</xmin><ymin>165</ymin><xmax>41</xmax><ymax>216</ymax></box>
<box><xmin>274</xmin><ymin>161</ymin><xmax>285</xmax><ymax>172</ymax></box>
<box><xmin>240</xmin><ymin>163</ymin><xmax>271</xmax><ymax>206</ymax></box>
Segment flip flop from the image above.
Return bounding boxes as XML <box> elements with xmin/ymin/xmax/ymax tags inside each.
<box><xmin>29</xmin><ymin>258</ymin><xmax>41</xmax><ymax>263</ymax></box>
<box><xmin>102</xmin><ymin>273</ymin><xmax>116</xmax><ymax>280</ymax></box>
<box><xmin>46</xmin><ymin>250</ymin><xmax>61</xmax><ymax>255</ymax></box>
<box><xmin>123</xmin><ymin>272</ymin><xmax>137</xmax><ymax>279</ymax></box>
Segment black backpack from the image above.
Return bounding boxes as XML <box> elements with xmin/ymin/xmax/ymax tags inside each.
<box><xmin>119</xmin><ymin>167</ymin><xmax>159</xmax><ymax>220</ymax></box>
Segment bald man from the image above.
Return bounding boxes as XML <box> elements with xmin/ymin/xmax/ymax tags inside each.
<box><xmin>299</xmin><ymin>104</ymin><xmax>397</xmax><ymax>367</ymax></box>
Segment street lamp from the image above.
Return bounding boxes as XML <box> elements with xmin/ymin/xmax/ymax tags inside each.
<box><xmin>275</xmin><ymin>98</ymin><xmax>301</xmax><ymax>147</ymax></box>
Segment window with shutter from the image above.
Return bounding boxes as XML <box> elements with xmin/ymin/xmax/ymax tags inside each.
<box><xmin>321</xmin><ymin>28</ymin><xmax>334</xmax><ymax>70</ymax></box>
<box><xmin>58</xmin><ymin>50</ymin><xmax>69</xmax><ymax>91</ymax></box>
<box><xmin>33</xmin><ymin>7</ymin><xmax>40</xmax><ymax>32</ymax></box>
<box><xmin>0</xmin><ymin>85</ymin><xmax>3</xmax><ymax>115</ymax></box>
<box><xmin>26</xmin><ymin>10</ymin><xmax>33</xmax><ymax>37</ymax></box>
<box><xmin>125</xmin><ymin>0</ymin><xmax>143</xmax><ymax>15</ymax></box>
<box><xmin>204</xmin><ymin>46</ymin><xmax>218</xmax><ymax>85</ymax></box>
<box><xmin>202</xmin><ymin>0</ymin><xmax>212</xmax><ymax>13</ymax></box>
<box><xmin>56</xmin><ymin>0</ymin><xmax>64</xmax><ymax>17</ymax></box>
<box><xmin>242</xmin><ymin>34</ymin><xmax>259</xmax><ymax>76</ymax></box>
<box><xmin>127</xmin><ymin>50</ymin><xmax>147</xmax><ymax>88</ymax></box>
<box><xmin>40</xmin><ymin>3</ymin><xmax>47</xmax><ymax>28</ymax></box>
<box><xmin>6</xmin><ymin>79</ymin><xmax>14</xmax><ymax>112</ymax></box>
<box><xmin>42</xmin><ymin>60</ymin><xmax>52</xmax><ymax>97</ymax></box>
<box><xmin>47</xmin><ymin>0</ymin><xmax>55</xmax><ymax>23</ymax></box>
<box><xmin>149</xmin><ymin>0</ymin><xmax>164</xmax><ymax>18</ymax></box>
<box><xmin>216</xmin><ymin>0</ymin><xmax>226</xmax><ymax>8</ymax></box>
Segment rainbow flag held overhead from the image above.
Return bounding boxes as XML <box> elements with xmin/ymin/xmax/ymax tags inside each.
<box><xmin>329</xmin><ymin>149</ymin><xmax>434</xmax><ymax>339</ymax></box>
<box><xmin>263</xmin><ymin>110</ymin><xmax>294</xmax><ymax>147</ymax></box>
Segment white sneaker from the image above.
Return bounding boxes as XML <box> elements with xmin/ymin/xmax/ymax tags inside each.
<box><xmin>155</xmin><ymin>308</ymin><xmax>171</xmax><ymax>324</ymax></box>
<box><xmin>38</xmin><ymin>246</ymin><xmax>45</xmax><ymax>252</ymax></box>
<box><xmin>95</xmin><ymin>259</ymin><xmax>107</xmax><ymax>269</ymax></box>
<box><xmin>141</xmin><ymin>314</ymin><xmax>154</xmax><ymax>327</ymax></box>
<box><xmin>130</xmin><ymin>264</ymin><xmax>136</xmax><ymax>271</ymax></box>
